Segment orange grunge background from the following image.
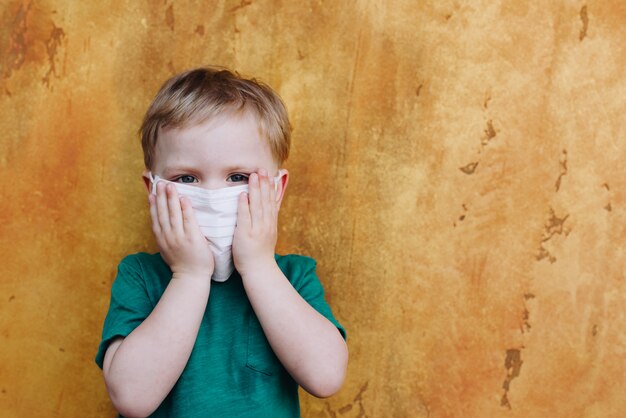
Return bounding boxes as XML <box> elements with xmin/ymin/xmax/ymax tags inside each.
<box><xmin>0</xmin><ymin>1</ymin><xmax>625</xmax><ymax>417</ymax></box>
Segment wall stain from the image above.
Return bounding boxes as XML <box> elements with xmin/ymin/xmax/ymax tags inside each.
<box><xmin>483</xmin><ymin>90</ymin><xmax>491</xmax><ymax>109</ymax></box>
<box><xmin>347</xmin><ymin>216</ymin><xmax>357</xmax><ymax>281</ymax></box>
<box><xmin>500</xmin><ymin>348</ymin><xmax>523</xmax><ymax>409</ymax></box>
<box><xmin>1</xmin><ymin>1</ymin><xmax>66</xmax><ymax>87</ymax></box>
<box><xmin>229</xmin><ymin>0</ymin><xmax>252</xmax><ymax>13</ymax></box>
<box><xmin>82</xmin><ymin>35</ymin><xmax>90</xmax><ymax>53</ymax></box>
<box><xmin>542</xmin><ymin>207</ymin><xmax>569</xmax><ymax>240</ymax></box>
<box><xmin>536</xmin><ymin>207</ymin><xmax>570</xmax><ymax>263</ymax></box>
<box><xmin>520</xmin><ymin>293</ymin><xmax>534</xmax><ymax>334</ymax></box>
<box><xmin>453</xmin><ymin>203</ymin><xmax>468</xmax><ymax>227</ymax></box>
<box><xmin>459</xmin><ymin>161</ymin><xmax>478</xmax><ymax>175</ymax></box>
<box><xmin>1</xmin><ymin>1</ymin><xmax>31</xmax><ymax>79</ymax></box>
<box><xmin>459</xmin><ymin>203</ymin><xmax>467</xmax><ymax>221</ymax></box>
<box><xmin>336</xmin><ymin>19</ymin><xmax>365</xmax><ymax>176</ymax></box>
<box><xmin>555</xmin><ymin>149</ymin><xmax>568</xmax><ymax>191</ymax></box>
<box><xmin>460</xmin><ymin>107</ymin><xmax>496</xmax><ymax>182</ymax></box>
<box><xmin>338</xmin><ymin>404</ymin><xmax>352</xmax><ymax>414</ymax></box>
<box><xmin>324</xmin><ymin>381</ymin><xmax>369</xmax><ymax>417</ymax></box>
<box><xmin>521</xmin><ymin>308</ymin><xmax>531</xmax><ymax>333</ymax></box>
<box><xmin>166</xmin><ymin>60</ymin><xmax>177</xmax><ymax>76</ymax></box>
<box><xmin>195</xmin><ymin>24</ymin><xmax>204</xmax><ymax>35</ymax></box>
<box><xmin>579</xmin><ymin>5</ymin><xmax>588</xmax><ymax>41</ymax></box>
<box><xmin>53</xmin><ymin>388</ymin><xmax>64</xmax><ymax>415</ymax></box>
<box><xmin>416</xmin><ymin>83</ymin><xmax>423</xmax><ymax>96</ymax></box>
<box><xmin>165</xmin><ymin>4</ymin><xmax>174</xmax><ymax>31</ymax></box>
<box><xmin>41</xmin><ymin>24</ymin><xmax>65</xmax><ymax>87</ymax></box>
<box><xmin>480</xmin><ymin>119</ymin><xmax>496</xmax><ymax>146</ymax></box>
<box><xmin>602</xmin><ymin>183</ymin><xmax>611</xmax><ymax>211</ymax></box>
<box><xmin>324</xmin><ymin>402</ymin><xmax>338</xmax><ymax>418</ymax></box>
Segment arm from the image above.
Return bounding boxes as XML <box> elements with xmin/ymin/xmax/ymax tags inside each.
<box><xmin>233</xmin><ymin>170</ymin><xmax>348</xmax><ymax>397</ymax></box>
<box><xmin>103</xmin><ymin>275</ymin><xmax>210</xmax><ymax>417</ymax></box>
<box><xmin>103</xmin><ymin>182</ymin><xmax>214</xmax><ymax>417</ymax></box>
<box><xmin>242</xmin><ymin>262</ymin><xmax>348</xmax><ymax>397</ymax></box>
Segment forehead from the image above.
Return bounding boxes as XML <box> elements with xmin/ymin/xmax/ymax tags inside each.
<box><xmin>153</xmin><ymin>110</ymin><xmax>276</xmax><ymax>171</ymax></box>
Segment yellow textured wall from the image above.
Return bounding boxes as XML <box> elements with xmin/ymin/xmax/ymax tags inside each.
<box><xmin>1</xmin><ymin>0</ymin><xmax>625</xmax><ymax>416</ymax></box>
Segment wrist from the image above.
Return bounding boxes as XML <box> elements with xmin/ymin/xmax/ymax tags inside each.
<box><xmin>237</xmin><ymin>256</ymin><xmax>278</xmax><ymax>281</ymax></box>
<box><xmin>171</xmin><ymin>271</ymin><xmax>213</xmax><ymax>285</ymax></box>
<box><xmin>168</xmin><ymin>261</ymin><xmax>214</xmax><ymax>279</ymax></box>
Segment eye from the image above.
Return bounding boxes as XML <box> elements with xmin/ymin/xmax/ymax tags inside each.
<box><xmin>227</xmin><ymin>173</ymin><xmax>249</xmax><ymax>183</ymax></box>
<box><xmin>174</xmin><ymin>175</ymin><xmax>197</xmax><ymax>184</ymax></box>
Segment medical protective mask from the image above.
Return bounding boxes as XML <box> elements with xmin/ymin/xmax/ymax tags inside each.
<box><xmin>149</xmin><ymin>172</ymin><xmax>279</xmax><ymax>282</ymax></box>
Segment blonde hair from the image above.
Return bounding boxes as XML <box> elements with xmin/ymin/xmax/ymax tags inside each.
<box><xmin>140</xmin><ymin>67</ymin><xmax>291</xmax><ymax>169</ymax></box>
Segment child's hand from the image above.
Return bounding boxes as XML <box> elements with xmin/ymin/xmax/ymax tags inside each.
<box><xmin>232</xmin><ymin>169</ymin><xmax>278</xmax><ymax>277</ymax></box>
<box><xmin>149</xmin><ymin>182</ymin><xmax>214</xmax><ymax>278</ymax></box>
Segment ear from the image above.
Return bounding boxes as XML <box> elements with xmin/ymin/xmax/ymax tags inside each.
<box><xmin>141</xmin><ymin>170</ymin><xmax>153</xmax><ymax>194</ymax></box>
<box><xmin>275</xmin><ymin>168</ymin><xmax>289</xmax><ymax>210</ymax></box>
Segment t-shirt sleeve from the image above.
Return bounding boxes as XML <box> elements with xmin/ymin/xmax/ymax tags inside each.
<box><xmin>94</xmin><ymin>255</ymin><xmax>154</xmax><ymax>369</ymax></box>
<box><xmin>287</xmin><ymin>256</ymin><xmax>347</xmax><ymax>341</ymax></box>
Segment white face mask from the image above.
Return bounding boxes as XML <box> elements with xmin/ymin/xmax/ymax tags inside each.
<box><xmin>148</xmin><ymin>172</ymin><xmax>279</xmax><ymax>282</ymax></box>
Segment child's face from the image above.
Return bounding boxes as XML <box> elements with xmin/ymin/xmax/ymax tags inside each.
<box><xmin>143</xmin><ymin>110</ymin><xmax>286</xmax><ymax>201</ymax></box>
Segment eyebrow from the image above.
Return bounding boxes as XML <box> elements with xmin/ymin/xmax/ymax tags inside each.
<box><xmin>162</xmin><ymin>166</ymin><xmax>258</xmax><ymax>176</ymax></box>
<box><xmin>222</xmin><ymin>166</ymin><xmax>258</xmax><ymax>173</ymax></box>
<box><xmin>162</xmin><ymin>166</ymin><xmax>201</xmax><ymax>177</ymax></box>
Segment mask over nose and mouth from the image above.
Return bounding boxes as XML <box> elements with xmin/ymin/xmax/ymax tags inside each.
<box><xmin>148</xmin><ymin>172</ymin><xmax>279</xmax><ymax>282</ymax></box>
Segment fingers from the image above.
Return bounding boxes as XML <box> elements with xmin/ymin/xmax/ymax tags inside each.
<box><xmin>156</xmin><ymin>182</ymin><xmax>171</xmax><ymax>232</ymax></box>
<box><xmin>152</xmin><ymin>174</ymin><xmax>275</xmax><ymax>241</ymax></box>
<box><xmin>148</xmin><ymin>193</ymin><xmax>160</xmax><ymax>235</ymax></box>
<box><xmin>153</xmin><ymin>181</ymin><xmax>187</xmax><ymax>238</ymax></box>
<box><xmin>180</xmin><ymin>196</ymin><xmax>200</xmax><ymax>235</ymax></box>
<box><xmin>259</xmin><ymin>169</ymin><xmax>271</xmax><ymax>218</ymax></box>
<box><xmin>166</xmin><ymin>183</ymin><xmax>184</xmax><ymax>232</ymax></box>
<box><xmin>237</xmin><ymin>192</ymin><xmax>251</xmax><ymax>229</ymax></box>
<box><xmin>258</xmin><ymin>170</ymin><xmax>269</xmax><ymax>197</ymax></box>
<box><xmin>248</xmin><ymin>173</ymin><xmax>262</xmax><ymax>227</ymax></box>
<box><xmin>259</xmin><ymin>169</ymin><xmax>276</xmax><ymax>222</ymax></box>
<box><xmin>148</xmin><ymin>180</ymin><xmax>213</xmax><ymax>276</ymax></box>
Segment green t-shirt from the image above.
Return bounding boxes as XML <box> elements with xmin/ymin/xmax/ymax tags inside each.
<box><xmin>95</xmin><ymin>252</ymin><xmax>346</xmax><ymax>418</ymax></box>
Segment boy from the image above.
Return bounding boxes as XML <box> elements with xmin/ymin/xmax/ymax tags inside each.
<box><xmin>95</xmin><ymin>67</ymin><xmax>348</xmax><ymax>417</ymax></box>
